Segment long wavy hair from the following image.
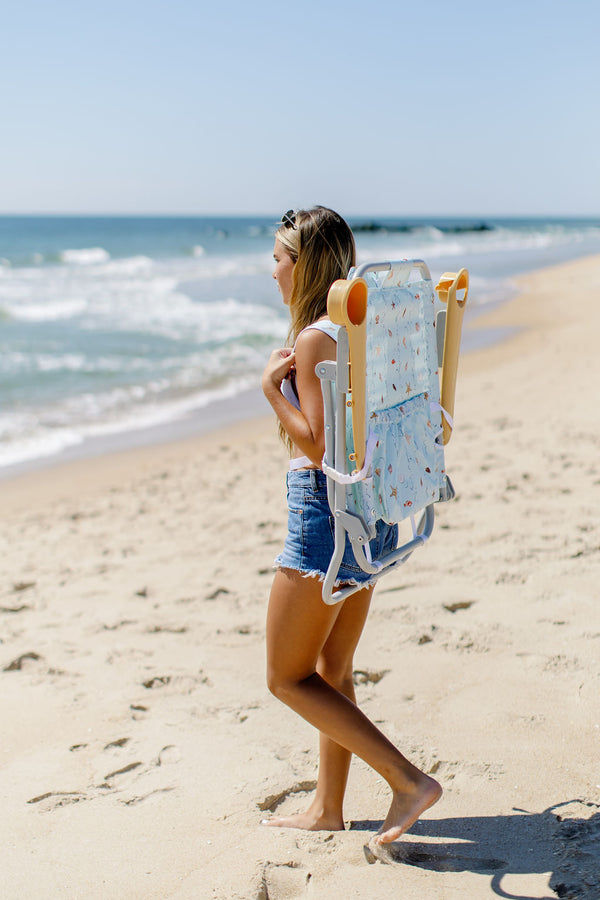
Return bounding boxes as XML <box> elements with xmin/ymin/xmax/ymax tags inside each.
<box><xmin>276</xmin><ymin>206</ymin><xmax>356</xmax><ymax>450</ymax></box>
<box><xmin>277</xmin><ymin>206</ymin><xmax>356</xmax><ymax>345</ymax></box>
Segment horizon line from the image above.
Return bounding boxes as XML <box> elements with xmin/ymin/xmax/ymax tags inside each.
<box><xmin>1</xmin><ymin>211</ymin><xmax>598</xmax><ymax>220</ymax></box>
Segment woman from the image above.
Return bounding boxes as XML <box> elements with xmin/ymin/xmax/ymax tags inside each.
<box><xmin>261</xmin><ymin>207</ymin><xmax>441</xmax><ymax>845</ymax></box>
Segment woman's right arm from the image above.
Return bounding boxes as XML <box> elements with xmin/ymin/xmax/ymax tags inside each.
<box><xmin>262</xmin><ymin>329</ymin><xmax>333</xmax><ymax>466</ymax></box>
<box><xmin>261</xmin><ymin>347</ymin><xmax>312</xmax><ymax>448</ymax></box>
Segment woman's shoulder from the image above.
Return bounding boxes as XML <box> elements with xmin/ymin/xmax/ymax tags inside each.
<box><xmin>294</xmin><ymin>320</ymin><xmax>338</xmax><ymax>364</ymax></box>
<box><xmin>298</xmin><ymin>318</ymin><xmax>339</xmax><ymax>343</ymax></box>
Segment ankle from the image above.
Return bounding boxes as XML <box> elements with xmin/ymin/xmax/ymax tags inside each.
<box><xmin>308</xmin><ymin>799</ymin><xmax>344</xmax><ymax>829</ymax></box>
<box><xmin>388</xmin><ymin>766</ymin><xmax>436</xmax><ymax>797</ymax></box>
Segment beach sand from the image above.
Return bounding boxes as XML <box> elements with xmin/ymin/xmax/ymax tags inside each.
<box><xmin>1</xmin><ymin>256</ymin><xmax>599</xmax><ymax>899</ymax></box>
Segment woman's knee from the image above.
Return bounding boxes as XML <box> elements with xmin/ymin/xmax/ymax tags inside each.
<box><xmin>266</xmin><ymin>666</ymin><xmax>285</xmax><ymax>699</ymax></box>
<box><xmin>266</xmin><ymin>665</ymin><xmax>303</xmax><ymax>702</ymax></box>
<box><xmin>316</xmin><ymin>655</ymin><xmax>354</xmax><ymax>693</ymax></box>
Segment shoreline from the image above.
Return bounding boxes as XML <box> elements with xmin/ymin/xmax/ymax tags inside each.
<box><xmin>0</xmin><ymin>256</ymin><xmax>555</xmax><ymax>486</ymax></box>
<box><xmin>0</xmin><ymin>386</ymin><xmax>272</xmax><ymax>485</ymax></box>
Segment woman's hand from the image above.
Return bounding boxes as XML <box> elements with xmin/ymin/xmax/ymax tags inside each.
<box><xmin>262</xmin><ymin>347</ymin><xmax>296</xmax><ymax>396</ymax></box>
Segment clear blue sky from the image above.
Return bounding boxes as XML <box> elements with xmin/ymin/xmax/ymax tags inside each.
<box><xmin>2</xmin><ymin>0</ymin><xmax>599</xmax><ymax>216</ymax></box>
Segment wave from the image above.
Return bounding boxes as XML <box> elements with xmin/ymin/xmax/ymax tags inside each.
<box><xmin>0</xmin><ymin>352</ymin><xmax>183</xmax><ymax>375</ymax></box>
<box><xmin>59</xmin><ymin>247</ymin><xmax>111</xmax><ymax>265</ymax></box>
<box><xmin>0</xmin><ymin>250</ymin><xmax>286</xmax><ymax>346</ymax></box>
<box><xmin>0</xmin><ymin>370</ymin><xmax>260</xmax><ymax>469</ymax></box>
<box><xmin>0</xmin><ymin>429</ymin><xmax>84</xmax><ymax>469</ymax></box>
<box><xmin>1</xmin><ymin>298</ymin><xmax>87</xmax><ymax>322</ymax></box>
<box><xmin>2</xmin><ymin>214</ymin><xmax>599</xmax><ymax>472</ymax></box>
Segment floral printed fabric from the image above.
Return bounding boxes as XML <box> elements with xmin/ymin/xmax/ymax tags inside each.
<box><xmin>346</xmin><ymin>272</ymin><xmax>446</xmax><ymax>527</ymax></box>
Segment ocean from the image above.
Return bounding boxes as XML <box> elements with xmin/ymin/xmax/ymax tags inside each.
<box><xmin>1</xmin><ymin>215</ymin><xmax>599</xmax><ymax>472</ymax></box>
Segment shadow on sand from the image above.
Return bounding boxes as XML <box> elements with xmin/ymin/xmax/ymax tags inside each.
<box><xmin>352</xmin><ymin>799</ymin><xmax>600</xmax><ymax>899</ymax></box>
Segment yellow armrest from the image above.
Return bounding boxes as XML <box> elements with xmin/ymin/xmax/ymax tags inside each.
<box><xmin>327</xmin><ymin>278</ymin><xmax>368</xmax><ymax>470</ymax></box>
<box><xmin>435</xmin><ymin>269</ymin><xmax>469</xmax><ymax>445</ymax></box>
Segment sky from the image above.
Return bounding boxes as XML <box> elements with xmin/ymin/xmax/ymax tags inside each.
<box><xmin>2</xmin><ymin>0</ymin><xmax>599</xmax><ymax>217</ymax></box>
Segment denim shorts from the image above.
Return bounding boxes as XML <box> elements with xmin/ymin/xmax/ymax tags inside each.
<box><xmin>274</xmin><ymin>468</ymin><xmax>398</xmax><ymax>586</ymax></box>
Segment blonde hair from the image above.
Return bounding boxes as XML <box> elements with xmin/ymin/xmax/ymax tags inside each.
<box><xmin>276</xmin><ymin>206</ymin><xmax>356</xmax><ymax>345</ymax></box>
<box><xmin>276</xmin><ymin>207</ymin><xmax>356</xmax><ymax>450</ymax></box>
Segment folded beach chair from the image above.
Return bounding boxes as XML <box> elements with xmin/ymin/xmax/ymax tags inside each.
<box><xmin>317</xmin><ymin>260</ymin><xmax>468</xmax><ymax>604</ymax></box>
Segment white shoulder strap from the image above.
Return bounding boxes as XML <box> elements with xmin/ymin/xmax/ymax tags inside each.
<box><xmin>301</xmin><ymin>319</ymin><xmax>339</xmax><ymax>342</ymax></box>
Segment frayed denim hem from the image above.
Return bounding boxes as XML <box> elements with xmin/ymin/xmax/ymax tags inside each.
<box><xmin>272</xmin><ymin>562</ymin><xmax>380</xmax><ymax>590</ymax></box>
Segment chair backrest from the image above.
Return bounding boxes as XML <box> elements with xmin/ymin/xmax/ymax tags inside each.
<box><xmin>359</xmin><ymin>260</ymin><xmax>440</xmax><ymax>412</ymax></box>
<box><xmin>345</xmin><ymin>260</ymin><xmax>447</xmax><ymax>526</ymax></box>
<box><xmin>320</xmin><ymin>260</ymin><xmax>468</xmax><ymax>603</ymax></box>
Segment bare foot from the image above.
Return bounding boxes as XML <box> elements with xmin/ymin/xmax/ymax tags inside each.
<box><xmin>374</xmin><ymin>774</ymin><xmax>442</xmax><ymax>845</ymax></box>
<box><xmin>261</xmin><ymin>807</ymin><xmax>344</xmax><ymax>832</ymax></box>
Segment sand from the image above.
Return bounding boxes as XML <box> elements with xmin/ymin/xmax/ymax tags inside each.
<box><xmin>1</xmin><ymin>255</ymin><xmax>599</xmax><ymax>900</ymax></box>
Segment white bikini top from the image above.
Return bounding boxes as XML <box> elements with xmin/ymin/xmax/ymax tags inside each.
<box><xmin>280</xmin><ymin>319</ymin><xmax>339</xmax><ymax>412</ymax></box>
<box><xmin>279</xmin><ymin>319</ymin><xmax>339</xmax><ymax>470</ymax></box>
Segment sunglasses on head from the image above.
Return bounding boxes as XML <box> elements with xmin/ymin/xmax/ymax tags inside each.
<box><xmin>281</xmin><ymin>209</ymin><xmax>297</xmax><ymax>229</ymax></box>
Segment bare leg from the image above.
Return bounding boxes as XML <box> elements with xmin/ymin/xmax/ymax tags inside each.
<box><xmin>265</xmin><ymin>579</ymin><xmax>372</xmax><ymax>831</ymax></box>
<box><xmin>265</xmin><ymin>568</ymin><xmax>441</xmax><ymax>842</ymax></box>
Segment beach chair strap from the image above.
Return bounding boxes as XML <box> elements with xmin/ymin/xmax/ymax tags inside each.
<box><xmin>362</xmin><ymin>539</ymin><xmax>384</xmax><ymax>570</ymax></box>
<box><xmin>289</xmin><ymin>455</ymin><xmax>313</xmax><ymax>470</ymax></box>
<box><xmin>430</xmin><ymin>401</ymin><xmax>454</xmax><ymax>443</ymax></box>
<box><xmin>321</xmin><ymin>431</ymin><xmax>378</xmax><ymax>484</ymax></box>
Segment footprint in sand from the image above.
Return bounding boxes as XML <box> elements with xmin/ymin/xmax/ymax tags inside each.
<box><xmin>26</xmin><ymin>759</ymin><xmax>171</xmax><ymax>810</ymax></box>
<box><xmin>352</xmin><ymin>669</ymin><xmax>389</xmax><ymax>686</ymax></box>
<box><xmin>443</xmin><ymin>600</ymin><xmax>476</xmax><ymax>613</ymax></box>
<box><xmin>141</xmin><ymin>671</ymin><xmax>211</xmax><ymax>692</ymax></box>
<box><xmin>12</xmin><ymin>581</ymin><xmax>36</xmax><ymax>593</ymax></box>
<box><xmin>101</xmin><ymin>619</ymin><xmax>137</xmax><ymax>631</ymax></box>
<box><xmin>205</xmin><ymin>587</ymin><xmax>230</xmax><ymax>600</ymax></box>
<box><xmin>427</xmin><ymin>759</ymin><xmax>505</xmax><ymax>782</ymax></box>
<box><xmin>27</xmin><ymin>790</ymin><xmax>87</xmax><ymax>809</ymax></box>
<box><xmin>100</xmin><ymin>761</ymin><xmax>144</xmax><ymax>789</ymax></box>
<box><xmin>93</xmin><ymin>744</ymin><xmax>182</xmax><ymax>803</ymax></box>
<box><xmin>258</xmin><ymin>781</ymin><xmax>318</xmax><ymax>814</ymax></box>
<box><xmin>156</xmin><ymin>745</ymin><xmax>181</xmax><ymax>766</ymax></box>
<box><xmin>104</xmin><ymin>737</ymin><xmax>131</xmax><ymax>750</ymax></box>
<box><xmin>3</xmin><ymin>652</ymin><xmax>43</xmax><ymax>671</ymax></box>
<box><xmin>143</xmin><ymin>675</ymin><xmax>171</xmax><ymax>689</ymax></box>
<box><xmin>121</xmin><ymin>787</ymin><xmax>176</xmax><ymax>806</ymax></box>
<box><xmin>418</xmin><ymin>633</ymin><xmax>434</xmax><ymax>645</ymax></box>
<box><xmin>146</xmin><ymin>624</ymin><xmax>188</xmax><ymax>634</ymax></box>
<box><xmin>257</xmin><ymin>861</ymin><xmax>311</xmax><ymax>900</ymax></box>
<box><xmin>205</xmin><ymin>702</ymin><xmax>261</xmax><ymax>725</ymax></box>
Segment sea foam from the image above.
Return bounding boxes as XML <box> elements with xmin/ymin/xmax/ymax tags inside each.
<box><xmin>2</xmin><ymin>214</ymin><xmax>598</xmax><ymax>471</ymax></box>
<box><xmin>60</xmin><ymin>247</ymin><xmax>111</xmax><ymax>265</ymax></box>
